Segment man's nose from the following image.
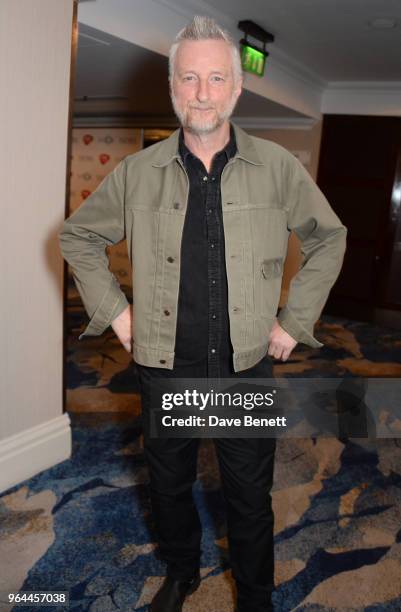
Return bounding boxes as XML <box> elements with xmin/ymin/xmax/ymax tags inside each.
<box><xmin>196</xmin><ymin>79</ymin><xmax>209</xmax><ymax>102</ymax></box>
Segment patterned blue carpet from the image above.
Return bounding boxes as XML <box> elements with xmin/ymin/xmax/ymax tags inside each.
<box><xmin>1</xmin><ymin>281</ymin><xmax>401</xmax><ymax>611</ymax></box>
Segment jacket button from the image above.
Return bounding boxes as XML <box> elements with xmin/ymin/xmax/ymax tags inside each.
<box><xmin>173</xmin><ymin>202</ymin><xmax>180</xmax><ymax>209</ymax></box>
<box><xmin>159</xmin><ymin>359</ymin><xmax>166</xmax><ymax>364</ymax></box>
<box><xmin>167</xmin><ymin>256</ymin><xmax>174</xmax><ymax>263</ymax></box>
<box><xmin>164</xmin><ymin>309</ymin><xmax>170</xmax><ymax>316</ymax></box>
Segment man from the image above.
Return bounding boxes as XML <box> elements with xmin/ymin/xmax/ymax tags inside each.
<box><xmin>59</xmin><ymin>15</ymin><xmax>346</xmax><ymax>612</ymax></box>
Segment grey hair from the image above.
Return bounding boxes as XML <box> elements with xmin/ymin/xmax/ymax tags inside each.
<box><xmin>168</xmin><ymin>15</ymin><xmax>242</xmax><ymax>84</ymax></box>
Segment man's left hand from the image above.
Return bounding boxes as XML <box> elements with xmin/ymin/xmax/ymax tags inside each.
<box><xmin>268</xmin><ymin>319</ymin><xmax>297</xmax><ymax>361</ymax></box>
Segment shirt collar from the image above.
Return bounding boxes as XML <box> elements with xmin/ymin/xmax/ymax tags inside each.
<box><xmin>151</xmin><ymin>122</ymin><xmax>263</xmax><ymax>168</ymax></box>
<box><xmin>178</xmin><ymin>123</ymin><xmax>237</xmax><ymax>165</ymax></box>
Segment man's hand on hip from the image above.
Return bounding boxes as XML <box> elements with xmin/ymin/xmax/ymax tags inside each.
<box><xmin>268</xmin><ymin>319</ymin><xmax>297</xmax><ymax>361</ymax></box>
<box><xmin>111</xmin><ymin>304</ymin><xmax>133</xmax><ymax>353</ymax></box>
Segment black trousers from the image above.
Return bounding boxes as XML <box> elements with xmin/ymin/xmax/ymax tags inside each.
<box><xmin>137</xmin><ymin>355</ymin><xmax>276</xmax><ymax>612</ymax></box>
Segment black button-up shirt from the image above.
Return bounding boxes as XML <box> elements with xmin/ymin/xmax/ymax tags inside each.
<box><xmin>174</xmin><ymin>125</ymin><xmax>237</xmax><ymax>374</ymax></box>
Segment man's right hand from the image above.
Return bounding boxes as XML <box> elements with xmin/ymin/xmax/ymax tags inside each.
<box><xmin>111</xmin><ymin>304</ymin><xmax>133</xmax><ymax>353</ymax></box>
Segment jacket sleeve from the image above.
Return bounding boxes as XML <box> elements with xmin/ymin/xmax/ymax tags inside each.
<box><xmin>58</xmin><ymin>158</ymin><xmax>130</xmax><ymax>340</ymax></box>
<box><xmin>277</xmin><ymin>153</ymin><xmax>347</xmax><ymax>348</ymax></box>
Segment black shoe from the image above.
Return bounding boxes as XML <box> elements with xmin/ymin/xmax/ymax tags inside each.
<box><xmin>150</xmin><ymin>573</ymin><xmax>201</xmax><ymax>611</ymax></box>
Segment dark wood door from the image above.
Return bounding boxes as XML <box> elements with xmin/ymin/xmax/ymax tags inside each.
<box><xmin>317</xmin><ymin>115</ymin><xmax>401</xmax><ymax>321</ymax></box>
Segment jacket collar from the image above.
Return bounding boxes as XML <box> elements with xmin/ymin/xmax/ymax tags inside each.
<box><xmin>151</xmin><ymin>121</ymin><xmax>264</xmax><ymax>168</ymax></box>
<box><xmin>179</xmin><ymin>122</ymin><xmax>237</xmax><ymax>164</ymax></box>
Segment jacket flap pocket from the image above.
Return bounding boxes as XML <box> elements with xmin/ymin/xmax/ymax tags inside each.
<box><xmin>261</xmin><ymin>257</ymin><xmax>283</xmax><ymax>279</ymax></box>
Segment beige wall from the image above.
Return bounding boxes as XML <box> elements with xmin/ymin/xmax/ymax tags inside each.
<box><xmin>248</xmin><ymin>121</ymin><xmax>323</xmax><ymax>304</ymax></box>
<box><xmin>248</xmin><ymin>120</ymin><xmax>323</xmax><ymax>181</ymax></box>
<box><xmin>0</xmin><ymin>0</ymin><xmax>74</xmax><ymax>492</ymax></box>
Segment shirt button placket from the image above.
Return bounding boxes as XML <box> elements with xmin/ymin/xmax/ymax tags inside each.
<box><xmin>206</xmin><ymin>165</ymin><xmax>222</xmax><ymax>379</ymax></box>
<box><xmin>174</xmin><ymin>133</ymin><xmax>235</xmax><ymax>372</ymax></box>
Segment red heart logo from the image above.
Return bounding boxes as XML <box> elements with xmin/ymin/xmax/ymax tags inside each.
<box><xmin>81</xmin><ymin>190</ymin><xmax>91</xmax><ymax>199</ymax></box>
<box><xmin>83</xmin><ymin>134</ymin><xmax>93</xmax><ymax>145</ymax></box>
<box><xmin>99</xmin><ymin>153</ymin><xmax>110</xmax><ymax>165</ymax></box>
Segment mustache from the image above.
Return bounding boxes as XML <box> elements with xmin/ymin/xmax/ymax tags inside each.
<box><xmin>188</xmin><ymin>105</ymin><xmax>216</xmax><ymax>110</ymax></box>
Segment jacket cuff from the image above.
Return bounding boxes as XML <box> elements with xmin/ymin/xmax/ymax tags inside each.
<box><xmin>78</xmin><ymin>278</ymin><xmax>129</xmax><ymax>340</ymax></box>
<box><xmin>277</xmin><ymin>305</ymin><xmax>324</xmax><ymax>348</ymax></box>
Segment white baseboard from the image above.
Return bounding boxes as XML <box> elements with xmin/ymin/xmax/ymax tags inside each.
<box><xmin>0</xmin><ymin>413</ymin><xmax>72</xmax><ymax>495</ymax></box>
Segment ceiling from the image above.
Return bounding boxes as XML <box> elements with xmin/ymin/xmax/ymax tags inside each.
<box><xmin>170</xmin><ymin>0</ymin><xmax>401</xmax><ymax>82</ymax></box>
<box><xmin>75</xmin><ymin>23</ymin><xmax>307</xmax><ymax>122</ymax></box>
<box><xmin>75</xmin><ymin>0</ymin><xmax>401</xmax><ymax>122</ymax></box>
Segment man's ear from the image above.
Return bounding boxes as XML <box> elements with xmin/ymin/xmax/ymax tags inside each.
<box><xmin>235</xmin><ymin>76</ymin><xmax>243</xmax><ymax>99</ymax></box>
<box><xmin>169</xmin><ymin>71</ymin><xmax>178</xmax><ymax>96</ymax></box>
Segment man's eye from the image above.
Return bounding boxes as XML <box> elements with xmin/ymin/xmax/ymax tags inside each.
<box><xmin>211</xmin><ymin>76</ymin><xmax>224</xmax><ymax>81</ymax></box>
<box><xmin>183</xmin><ymin>76</ymin><xmax>195</xmax><ymax>81</ymax></box>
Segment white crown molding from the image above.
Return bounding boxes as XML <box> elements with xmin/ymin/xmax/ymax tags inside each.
<box><xmin>322</xmin><ymin>81</ymin><xmax>401</xmax><ymax>115</ymax></box>
<box><xmin>73</xmin><ymin>115</ymin><xmax>178</xmax><ymax>128</ymax></box>
<box><xmin>72</xmin><ymin>114</ymin><xmax>318</xmax><ymax>130</ymax></box>
<box><xmin>0</xmin><ymin>414</ymin><xmax>72</xmax><ymax>494</ymax></box>
<box><xmin>233</xmin><ymin>116</ymin><xmax>318</xmax><ymax>130</ymax></box>
<box><xmin>325</xmin><ymin>81</ymin><xmax>401</xmax><ymax>92</ymax></box>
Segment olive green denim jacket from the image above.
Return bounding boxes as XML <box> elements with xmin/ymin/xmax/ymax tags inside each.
<box><xmin>58</xmin><ymin>123</ymin><xmax>347</xmax><ymax>372</ymax></box>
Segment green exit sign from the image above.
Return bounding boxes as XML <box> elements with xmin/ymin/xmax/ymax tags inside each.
<box><xmin>241</xmin><ymin>44</ymin><xmax>266</xmax><ymax>77</ymax></box>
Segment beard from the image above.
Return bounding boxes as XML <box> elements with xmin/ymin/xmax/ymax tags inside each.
<box><xmin>171</xmin><ymin>90</ymin><xmax>239</xmax><ymax>135</ymax></box>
